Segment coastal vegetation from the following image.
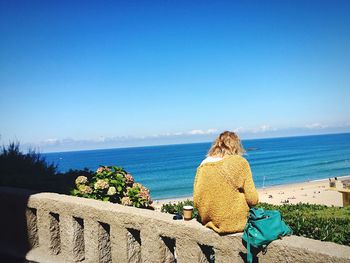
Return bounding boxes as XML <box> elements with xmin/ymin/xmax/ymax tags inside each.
<box><xmin>0</xmin><ymin>142</ymin><xmax>87</xmax><ymax>193</ymax></box>
<box><xmin>161</xmin><ymin>201</ymin><xmax>350</xmax><ymax>246</ymax></box>
<box><xmin>0</xmin><ymin>143</ymin><xmax>153</xmax><ymax>209</ymax></box>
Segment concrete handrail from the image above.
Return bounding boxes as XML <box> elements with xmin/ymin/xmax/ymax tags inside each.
<box><xmin>0</xmin><ymin>187</ymin><xmax>349</xmax><ymax>262</ymax></box>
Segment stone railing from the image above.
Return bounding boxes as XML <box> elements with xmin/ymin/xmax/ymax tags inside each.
<box><xmin>1</xmin><ymin>187</ymin><xmax>350</xmax><ymax>263</ymax></box>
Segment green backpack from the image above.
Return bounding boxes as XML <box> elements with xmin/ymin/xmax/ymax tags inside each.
<box><xmin>242</xmin><ymin>207</ymin><xmax>293</xmax><ymax>263</ymax></box>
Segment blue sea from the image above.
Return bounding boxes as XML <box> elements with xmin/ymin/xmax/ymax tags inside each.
<box><xmin>43</xmin><ymin>133</ymin><xmax>350</xmax><ymax>200</ymax></box>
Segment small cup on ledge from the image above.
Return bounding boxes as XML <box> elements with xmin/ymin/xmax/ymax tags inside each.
<box><xmin>183</xmin><ymin>205</ymin><xmax>193</xmax><ymax>221</ymax></box>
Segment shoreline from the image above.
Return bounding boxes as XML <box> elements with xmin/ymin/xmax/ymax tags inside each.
<box><xmin>153</xmin><ymin>175</ymin><xmax>350</xmax><ymax>209</ymax></box>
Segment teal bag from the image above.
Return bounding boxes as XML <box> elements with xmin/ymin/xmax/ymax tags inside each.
<box><xmin>242</xmin><ymin>207</ymin><xmax>292</xmax><ymax>263</ymax></box>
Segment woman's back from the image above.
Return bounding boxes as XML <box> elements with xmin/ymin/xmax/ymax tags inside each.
<box><xmin>194</xmin><ymin>154</ymin><xmax>258</xmax><ymax>233</ymax></box>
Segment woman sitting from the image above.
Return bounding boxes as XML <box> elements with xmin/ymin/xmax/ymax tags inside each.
<box><xmin>193</xmin><ymin>131</ymin><xmax>259</xmax><ymax>234</ymax></box>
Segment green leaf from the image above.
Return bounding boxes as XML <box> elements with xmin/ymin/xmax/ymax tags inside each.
<box><xmin>110</xmin><ymin>179</ymin><xmax>117</xmax><ymax>185</ymax></box>
<box><xmin>71</xmin><ymin>189</ymin><xmax>80</xmax><ymax>196</ymax></box>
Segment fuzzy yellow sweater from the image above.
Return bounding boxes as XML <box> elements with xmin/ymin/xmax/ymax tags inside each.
<box><xmin>193</xmin><ymin>155</ymin><xmax>259</xmax><ymax>234</ymax></box>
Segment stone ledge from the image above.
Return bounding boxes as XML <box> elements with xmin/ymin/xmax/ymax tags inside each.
<box><xmin>1</xmin><ymin>187</ymin><xmax>350</xmax><ymax>262</ymax></box>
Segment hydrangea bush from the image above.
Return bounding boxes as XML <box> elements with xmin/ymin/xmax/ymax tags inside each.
<box><xmin>71</xmin><ymin>165</ymin><xmax>153</xmax><ymax>209</ymax></box>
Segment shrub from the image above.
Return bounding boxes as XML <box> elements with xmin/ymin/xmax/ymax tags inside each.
<box><xmin>0</xmin><ymin>142</ymin><xmax>67</xmax><ymax>192</ymax></box>
<box><xmin>0</xmin><ymin>143</ymin><xmax>97</xmax><ymax>194</ymax></box>
<box><xmin>0</xmin><ymin>142</ymin><xmax>57</xmax><ymax>178</ymax></box>
<box><xmin>71</xmin><ymin>165</ymin><xmax>153</xmax><ymax>209</ymax></box>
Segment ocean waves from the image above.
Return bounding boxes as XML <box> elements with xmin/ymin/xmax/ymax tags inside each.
<box><xmin>44</xmin><ymin>133</ymin><xmax>350</xmax><ymax>199</ymax></box>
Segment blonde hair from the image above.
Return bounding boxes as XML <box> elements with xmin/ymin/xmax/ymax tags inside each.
<box><xmin>207</xmin><ymin>131</ymin><xmax>245</xmax><ymax>157</ymax></box>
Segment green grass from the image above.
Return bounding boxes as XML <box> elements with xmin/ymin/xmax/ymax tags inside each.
<box><xmin>258</xmin><ymin>202</ymin><xmax>350</xmax><ymax>219</ymax></box>
<box><xmin>257</xmin><ymin>203</ymin><xmax>350</xmax><ymax>245</ymax></box>
<box><xmin>161</xmin><ymin>201</ymin><xmax>350</xmax><ymax>246</ymax></box>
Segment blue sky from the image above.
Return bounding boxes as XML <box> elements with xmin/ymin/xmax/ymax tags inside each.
<box><xmin>1</xmin><ymin>0</ymin><xmax>350</xmax><ymax>152</ymax></box>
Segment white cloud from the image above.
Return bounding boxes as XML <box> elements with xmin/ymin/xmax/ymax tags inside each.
<box><xmin>187</xmin><ymin>129</ymin><xmax>218</xmax><ymax>135</ymax></box>
<box><xmin>206</xmin><ymin>128</ymin><xmax>218</xmax><ymax>134</ymax></box>
<box><xmin>188</xmin><ymin>129</ymin><xmax>205</xmax><ymax>135</ymax></box>
<box><xmin>305</xmin><ymin>123</ymin><xmax>328</xmax><ymax>129</ymax></box>
<box><xmin>39</xmin><ymin>128</ymin><xmax>218</xmax><ymax>147</ymax></box>
<box><xmin>147</xmin><ymin>128</ymin><xmax>218</xmax><ymax>139</ymax></box>
<box><xmin>21</xmin><ymin>123</ymin><xmax>350</xmax><ymax>153</ymax></box>
<box><xmin>96</xmin><ymin>136</ymin><xmax>106</xmax><ymax>142</ymax></box>
<box><xmin>44</xmin><ymin>138</ymin><xmax>59</xmax><ymax>144</ymax></box>
<box><xmin>233</xmin><ymin>127</ymin><xmax>246</xmax><ymax>133</ymax></box>
<box><xmin>150</xmin><ymin>132</ymin><xmax>182</xmax><ymax>138</ymax></box>
<box><xmin>232</xmin><ymin>125</ymin><xmax>278</xmax><ymax>134</ymax></box>
<box><xmin>252</xmin><ymin>125</ymin><xmax>277</xmax><ymax>133</ymax></box>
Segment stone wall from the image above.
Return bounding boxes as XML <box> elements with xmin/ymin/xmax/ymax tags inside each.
<box><xmin>0</xmin><ymin>187</ymin><xmax>350</xmax><ymax>263</ymax></box>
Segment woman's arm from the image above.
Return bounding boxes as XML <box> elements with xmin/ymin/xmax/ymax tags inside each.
<box><xmin>242</xmin><ymin>160</ymin><xmax>259</xmax><ymax>206</ymax></box>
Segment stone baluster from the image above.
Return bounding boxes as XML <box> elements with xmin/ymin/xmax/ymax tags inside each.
<box><xmin>60</xmin><ymin>215</ymin><xmax>85</xmax><ymax>262</ymax></box>
<box><xmin>214</xmin><ymin>247</ymin><xmax>238</xmax><ymax>262</ymax></box>
<box><xmin>140</xmin><ymin>225</ymin><xmax>165</xmax><ymax>263</ymax></box>
<box><xmin>110</xmin><ymin>225</ymin><xmax>129</xmax><ymax>263</ymax></box>
<box><xmin>84</xmin><ymin>219</ymin><xmax>100</xmax><ymax>263</ymax></box>
<box><xmin>37</xmin><ymin>209</ymin><xmax>52</xmax><ymax>254</ymax></box>
<box><xmin>60</xmin><ymin>215</ymin><xmax>75</xmax><ymax>261</ymax></box>
<box><xmin>176</xmin><ymin>239</ymin><xmax>202</xmax><ymax>263</ymax></box>
<box><xmin>25</xmin><ymin>208</ymin><xmax>39</xmax><ymax>249</ymax></box>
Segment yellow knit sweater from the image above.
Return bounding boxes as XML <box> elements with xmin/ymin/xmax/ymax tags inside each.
<box><xmin>193</xmin><ymin>155</ymin><xmax>259</xmax><ymax>234</ymax></box>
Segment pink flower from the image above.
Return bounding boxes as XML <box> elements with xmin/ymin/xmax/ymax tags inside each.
<box><xmin>139</xmin><ymin>188</ymin><xmax>150</xmax><ymax>201</ymax></box>
<box><xmin>96</xmin><ymin>166</ymin><xmax>111</xmax><ymax>173</ymax></box>
<box><xmin>125</xmin><ymin>173</ymin><xmax>134</xmax><ymax>184</ymax></box>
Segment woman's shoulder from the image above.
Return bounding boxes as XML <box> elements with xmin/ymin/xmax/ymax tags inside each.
<box><xmin>226</xmin><ymin>154</ymin><xmax>248</xmax><ymax>164</ymax></box>
<box><xmin>225</xmin><ymin>155</ymin><xmax>250</xmax><ymax>170</ymax></box>
<box><xmin>197</xmin><ymin>155</ymin><xmax>248</xmax><ymax>170</ymax></box>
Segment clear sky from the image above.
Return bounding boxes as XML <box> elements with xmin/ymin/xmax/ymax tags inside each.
<box><xmin>1</xmin><ymin>0</ymin><xmax>350</xmax><ymax>152</ymax></box>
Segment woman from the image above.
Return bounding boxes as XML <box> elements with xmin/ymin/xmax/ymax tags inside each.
<box><xmin>193</xmin><ymin>131</ymin><xmax>259</xmax><ymax>234</ymax></box>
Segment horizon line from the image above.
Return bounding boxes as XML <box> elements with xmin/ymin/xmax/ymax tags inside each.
<box><xmin>40</xmin><ymin>131</ymin><xmax>350</xmax><ymax>155</ymax></box>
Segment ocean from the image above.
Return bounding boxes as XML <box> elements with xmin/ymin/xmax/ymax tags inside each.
<box><xmin>43</xmin><ymin>133</ymin><xmax>350</xmax><ymax>200</ymax></box>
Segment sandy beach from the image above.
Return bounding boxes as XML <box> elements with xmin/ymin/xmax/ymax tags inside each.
<box><xmin>153</xmin><ymin>175</ymin><xmax>350</xmax><ymax>210</ymax></box>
